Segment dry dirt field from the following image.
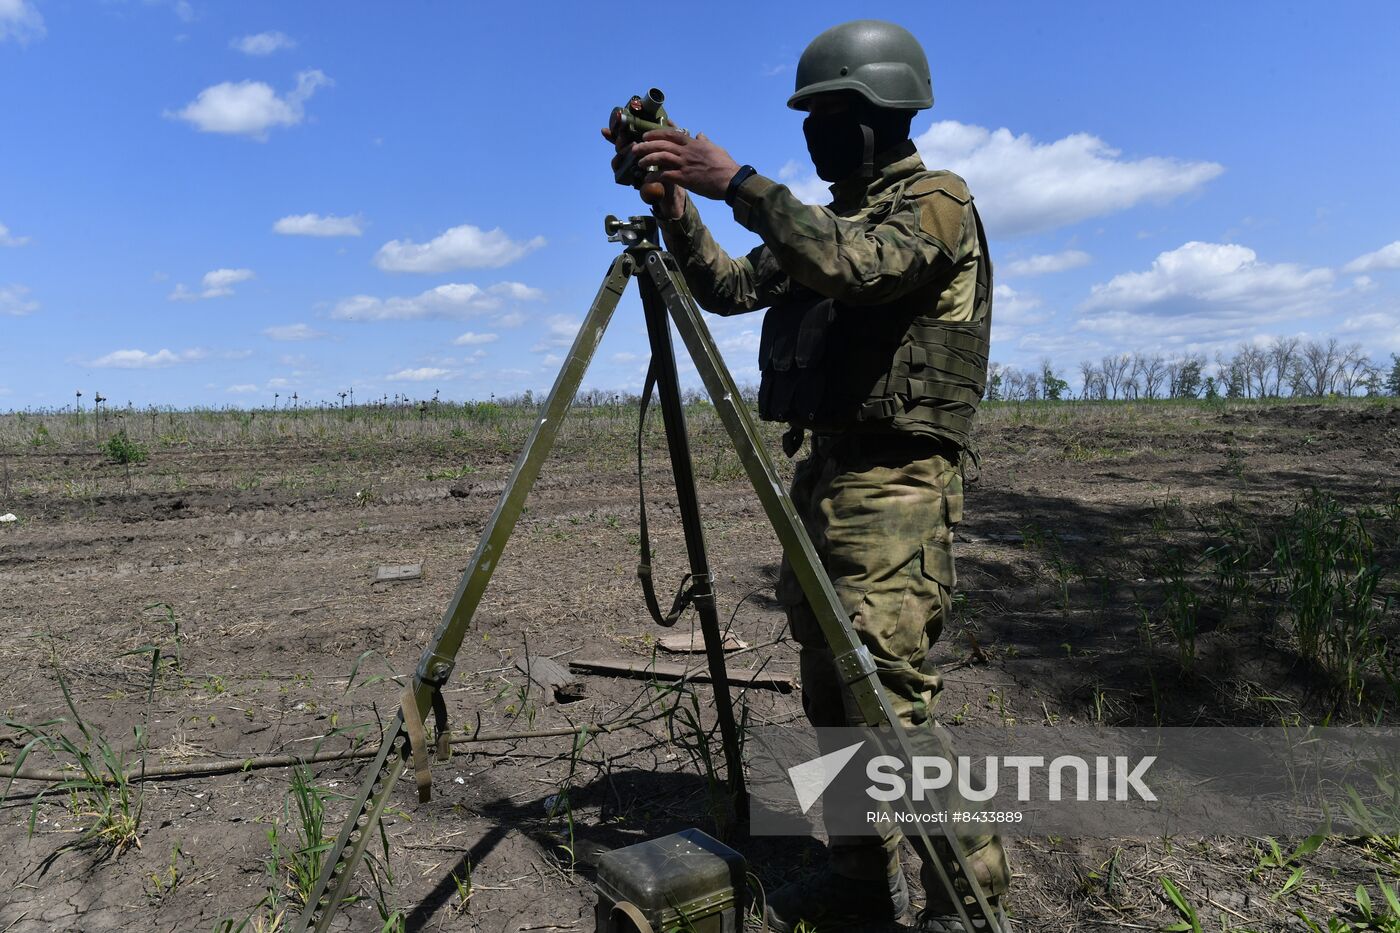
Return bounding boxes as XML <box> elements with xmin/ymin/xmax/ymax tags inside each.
<box><xmin>1</xmin><ymin>397</ymin><xmax>1398</xmax><ymax>932</ymax></box>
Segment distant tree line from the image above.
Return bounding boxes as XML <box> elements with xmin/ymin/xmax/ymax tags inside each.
<box><xmin>987</xmin><ymin>340</ymin><xmax>1400</xmax><ymax>402</ymax></box>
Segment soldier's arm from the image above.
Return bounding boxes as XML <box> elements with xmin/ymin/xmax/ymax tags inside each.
<box><xmin>657</xmin><ymin>195</ymin><xmax>792</xmax><ymax>316</ymax></box>
<box><xmin>729</xmin><ymin>174</ymin><xmax>966</xmax><ymax>306</ymax></box>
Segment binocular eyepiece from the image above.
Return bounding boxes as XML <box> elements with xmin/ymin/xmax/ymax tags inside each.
<box><xmin>610</xmin><ymin>88</ymin><xmax>680</xmax><ymax>203</ymax></box>
<box><xmin>610</xmin><ymin>88</ymin><xmax>669</xmax><ymax>145</ymax></box>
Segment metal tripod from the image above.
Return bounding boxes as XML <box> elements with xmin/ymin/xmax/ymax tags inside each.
<box><xmin>293</xmin><ymin>215</ymin><xmax>1003</xmax><ymax>933</ymax></box>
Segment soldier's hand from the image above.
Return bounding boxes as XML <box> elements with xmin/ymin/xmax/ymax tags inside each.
<box><xmin>631</xmin><ymin>129</ymin><xmax>741</xmax><ymax>203</ymax></box>
<box><xmin>600</xmin><ymin>125</ymin><xmax>688</xmax><ymax>220</ymax></box>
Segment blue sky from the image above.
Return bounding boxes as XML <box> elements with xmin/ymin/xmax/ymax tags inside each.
<box><xmin>2</xmin><ymin>1</ymin><xmax>1398</xmax><ymax>410</ymax></box>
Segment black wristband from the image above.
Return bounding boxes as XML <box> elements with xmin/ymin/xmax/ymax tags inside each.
<box><xmin>725</xmin><ymin>165</ymin><xmax>758</xmax><ymax>205</ymax></box>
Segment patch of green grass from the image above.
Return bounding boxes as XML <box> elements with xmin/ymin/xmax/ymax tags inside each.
<box><xmin>1159</xmin><ymin>875</ymin><xmax>1202</xmax><ymax>933</ymax></box>
<box><xmin>263</xmin><ymin>764</ymin><xmax>333</xmax><ymax>910</ymax></box>
<box><xmin>425</xmin><ymin>464</ymin><xmax>477</xmax><ymax>480</ymax></box>
<box><xmin>1158</xmin><ymin>548</ymin><xmax>1202</xmax><ymax>672</ymax></box>
<box><xmin>1272</xmin><ymin>491</ymin><xmax>1391</xmax><ymax>702</ymax></box>
<box><xmin>3</xmin><ymin>669</ymin><xmax>147</xmax><ymax>859</ymax></box>
<box><xmin>103</xmin><ymin>430</ymin><xmax>148</xmax><ymax>465</ymax></box>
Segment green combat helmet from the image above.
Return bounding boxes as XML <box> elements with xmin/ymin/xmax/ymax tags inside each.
<box><xmin>788</xmin><ymin>19</ymin><xmax>934</xmax><ymax>112</ymax></box>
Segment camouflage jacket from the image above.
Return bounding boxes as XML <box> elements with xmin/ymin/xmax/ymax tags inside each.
<box><xmin>657</xmin><ymin>139</ymin><xmax>983</xmax><ymax>325</ymax></box>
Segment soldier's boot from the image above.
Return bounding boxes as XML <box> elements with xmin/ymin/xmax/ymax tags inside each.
<box><xmin>912</xmin><ymin>899</ymin><xmax>1006</xmax><ymax>932</ymax></box>
<box><xmin>913</xmin><ymin>834</ymin><xmax>1011</xmax><ymax>932</ymax></box>
<box><xmin>760</xmin><ymin>862</ymin><xmax>909</xmax><ymax>932</ymax></box>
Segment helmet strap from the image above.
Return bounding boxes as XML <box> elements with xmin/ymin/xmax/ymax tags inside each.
<box><xmin>860</xmin><ymin>122</ymin><xmax>875</xmax><ymax>178</ymax></box>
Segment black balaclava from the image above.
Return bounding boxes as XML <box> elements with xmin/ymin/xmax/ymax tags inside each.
<box><xmin>803</xmin><ymin>102</ymin><xmax>914</xmax><ymax>183</ymax></box>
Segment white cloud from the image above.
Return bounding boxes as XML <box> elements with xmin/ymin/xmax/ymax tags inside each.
<box><xmin>0</xmin><ymin>221</ymin><xmax>30</xmax><ymax>247</ymax></box>
<box><xmin>170</xmin><ymin>70</ymin><xmax>331</xmax><ymax>141</ymax></box>
<box><xmin>0</xmin><ymin>284</ymin><xmax>38</xmax><ymax>316</ymax></box>
<box><xmin>0</xmin><ymin>0</ymin><xmax>44</xmax><ymax>45</ymax></box>
<box><xmin>273</xmin><ymin>213</ymin><xmax>363</xmax><ymax>237</ymax></box>
<box><xmin>1074</xmin><ymin>242</ymin><xmax>1339</xmax><ymax>348</ymax></box>
<box><xmin>331</xmin><ymin>281</ymin><xmax>541</xmax><ymax>321</ymax></box>
<box><xmin>777</xmin><ymin>160</ymin><xmax>832</xmax><ymax>205</ymax></box>
<box><xmin>230</xmin><ymin>31</ymin><xmax>295</xmax><ymax>56</ymax></box>
<box><xmin>452</xmin><ymin>331</ymin><xmax>498</xmax><ymax>346</ymax></box>
<box><xmin>486</xmin><ymin>281</ymin><xmax>542</xmax><ymax>301</ymax></box>
<box><xmin>263</xmin><ymin>323</ymin><xmax>325</xmax><ymax>341</ymax></box>
<box><xmin>530</xmin><ymin>314</ymin><xmax>581</xmax><ymax>352</ymax></box>
<box><xmin>989</xmin><ymin>284</ymin><xmax>1048</xmax><ymax>348</ymax></box>
<box><xmin>170</xmin><ymin>267</ymin><xmax>254</xmax><ymax>301</ymax></box>
<box><xmin>227</xmin><ymin>383</ymin><xmax>260</xmax><ymax>394</ymax></box>
<box><xmin>1003</xmin><ymin>250</ymin><xmax>1091</xmax><ymax>277</ymax></box>
<box><xmin>1343</xmin><ymin>241</ymin><xmax>1400</xmax><ymax>274</ymax></box>
<box><xmin>90</xmin><ymin>347</ymin><xmax>205</xmax><ymax>369</ymax></box>
<box><xmin>1338</xmin><ymin>310</ymin><xmax>1400</xmax><ymax>336</ymax></box>
<box><xmin>495</xmin><ymin>310</ymin><xmax>527</xmax><ymax>328</ymax></box>
<box><xmin>373</xmin><ymin>223</ymin><xmax>546</xmax><ymax>273</ymax></box>
<box><xmin>913</xmin><ymin>121</ymin><xmax>1223</xmax><ymax>237</ymax></box>
<box><xmin>387</xmin><ymin>367</ymin><xmax>450</xmax><ymax>382</ymax></box>
<box><xmin>993</xmin><ymin>284</ymin><xmax>1044</xmax><ymax>323</ymax></box>
<box><xmin>718</xmin><ymin>329</ymin><xmax>762</xmax><ymax>354</ymax></box>
<box><xmin>201</xmin><ymin>267</ymin><xmax>254</xmax><ymax>295</ymax></box>
<box><xmin>1082</xmin><ymin>242</ymin><xmax>1333</xmax><ymax>316</ymax></box>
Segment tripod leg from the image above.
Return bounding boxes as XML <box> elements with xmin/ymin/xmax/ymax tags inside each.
<box><xmin>293</xmin><ymin>253</ymin><xmax>635</xmax><ymax>933</ymax></box>
<box><xmin>637</xmin><ymin>273</ymin><xmax>749</xmax><ymax>832</ymax></box>
<box><xmin>639</xmin><ymin>250</ymin><xmax>1003</xmax><ymax>933</ymax></box>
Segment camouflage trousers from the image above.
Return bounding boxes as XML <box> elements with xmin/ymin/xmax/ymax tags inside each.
<box><xmin>776</xmin><ymin>432</ymin><xmax>1010</xmax><ymax>913</ymax></box>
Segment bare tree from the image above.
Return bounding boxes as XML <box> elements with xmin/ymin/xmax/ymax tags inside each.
<box><xmin>1298</xmin><ymin>338</ymin><xmax>1342</xmax><ymax>396</ymax></box>
<box><xmin>1234</xmin><ymin>343</ymin><xmax>1268</xmax><ymax>398</ymax></box>
<box><xmin>1100</xmin><ymin>353</ymin><xmax>1132</xmax><ymax>400</ymax></box>
<box><xmin>1138</xmin><ymin>353</ymin><xmax>1167</xmax><ymax>400</ymax></box>
<box><xmin>1001</xmin><ymin>366</ymin><xmax>1025</xmax><ymax>401</ymax></box>
<box><xmin>1215</xmin><ymin>351</ymin><xmax>1244</xmax><ymax>398</ymax></box>
<box><xmin>1079</xmin><ymin>360</ymin><xmax>1103</xmax><ymax>400</ymax></box>
<box><xmin>1166</xmin><ymin>357</ymin><xmax>1184</xmax><ymax>398</ymax></box>
<box><xmin>1336</xmin><ymin>343</ymin><xmax>1373</xmax><ymax>396</ymax></box>
<box><xmin>1121</xmin><ymin>353</ymin><xmax>1146</xmax><ymax>400</ymax></box>
<box><xmin>1266</xmin><ymin>336</ymin><xmax>1300</xmax><ymax>397</ymax></box>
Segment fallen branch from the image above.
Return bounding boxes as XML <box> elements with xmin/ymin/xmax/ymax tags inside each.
<box><xmin>2</xmin><ymin>719</ymin><xmax>639</xmax><ymax>787</ymax></box>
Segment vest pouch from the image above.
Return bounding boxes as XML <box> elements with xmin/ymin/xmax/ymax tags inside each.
<box><xmin>758</xmin><ymin>297</ymin><xmax>836</xmax><ymax>423</ymax></box>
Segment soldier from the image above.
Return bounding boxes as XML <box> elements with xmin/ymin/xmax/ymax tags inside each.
<box><xmin>608</xmin><ymin>19</ymin><xmax>1009</xmax><ymax>932</ymax></box>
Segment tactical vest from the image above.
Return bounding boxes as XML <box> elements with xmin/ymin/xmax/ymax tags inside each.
<box><xmin>756</xmin><ymin>180</ymin><xmax>993</xmax><ymax>449</ymax></box>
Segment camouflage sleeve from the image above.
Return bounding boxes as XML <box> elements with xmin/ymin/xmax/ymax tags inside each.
<box><xmin>657</xmin><ymin>197</ymin><xmax>793</xmax><ymax>316</ymax></box>
<box><xmin>728</xmin><ymin>173</ymin><xmax>966</xmax><ymax>306</ymax></box>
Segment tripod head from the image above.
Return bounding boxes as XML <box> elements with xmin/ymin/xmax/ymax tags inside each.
<box><xmin>605</xmin><ymin>213</ymin><xmax>660</xmax><ymax>252</ymax></box>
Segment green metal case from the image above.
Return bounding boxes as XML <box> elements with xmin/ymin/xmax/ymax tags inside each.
<box><xmin>593</xmin><ymin>829</ymin><xmax>747</xmax><ymax>933</ymax></box>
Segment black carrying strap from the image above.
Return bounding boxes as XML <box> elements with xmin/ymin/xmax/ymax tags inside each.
<box><xmin>962</xmin><ymin>200</ymin><xmax>992</xmax><ymax>484</ymax></box>
<box><xmin>971</xmin><ymin>199</ymin><xmax>993</xmax><ymax>322</ymax></box>
<box><xmin>635</xmin><ymin>361</ymin><xmax>702</xmax><ymax>628</ymax></box>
